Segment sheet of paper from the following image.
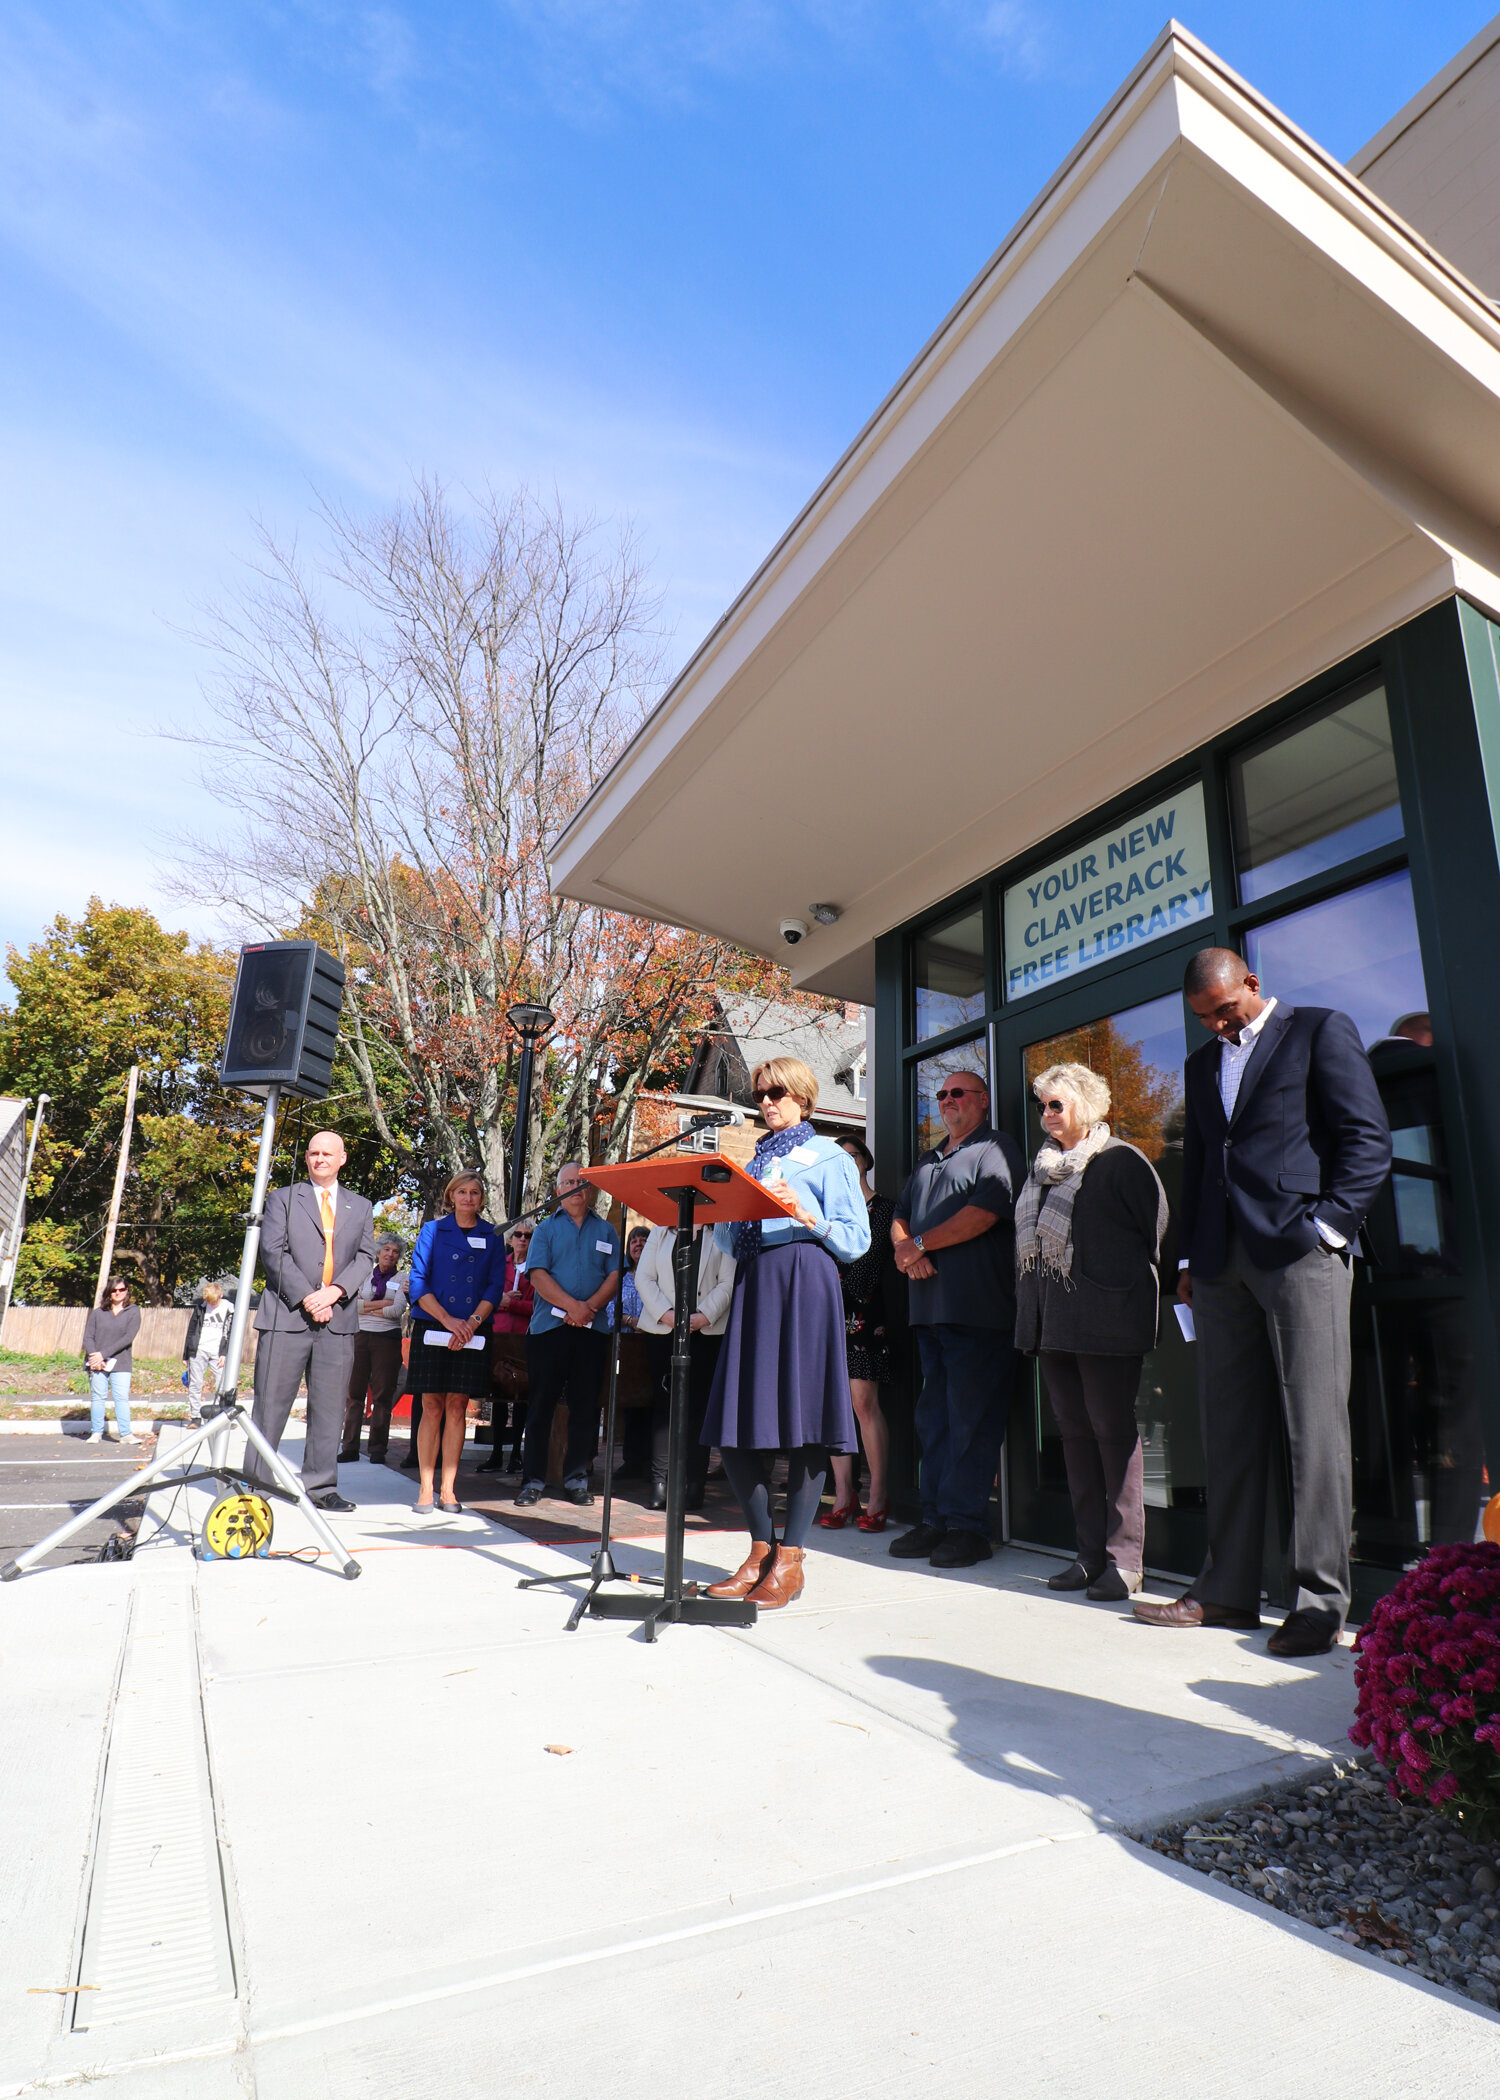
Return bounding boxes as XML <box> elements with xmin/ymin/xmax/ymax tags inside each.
<box><xmin>422</xmin><ymin>1329</ymin><xmax>486</xmax><ymax>1350</ymax></box>
<box><xmin>1173</xmin><ymin>1302</ymin><xmax>1196</xmax><ymax>1343</ymax></box>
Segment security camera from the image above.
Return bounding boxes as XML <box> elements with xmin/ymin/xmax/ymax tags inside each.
<box><xmin>779</xmin><ymin>918</ymin><xmax>809</xmax><ymax>946</ymax></box>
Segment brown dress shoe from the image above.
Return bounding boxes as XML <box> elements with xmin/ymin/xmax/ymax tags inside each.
<box><xmin>1133</xmin><ymin>1594</ymin><xmax>1260</xmax><ymax>1630</ymax></box>
<box><xmin>707</xmin><ymin>1542</ymin><xmax>775</xmax><ymax>1598</ymax></box>
<box><xmin>748</xmin><ymin>1544</ymin><xmax>805</xmax><ymax>1610</ymax></box>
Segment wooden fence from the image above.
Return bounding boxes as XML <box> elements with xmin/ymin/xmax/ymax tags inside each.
<box><xmin>3</xmin><ymin>1306</ymin><xmax>258</xmax><ymax>1362</ymax></box>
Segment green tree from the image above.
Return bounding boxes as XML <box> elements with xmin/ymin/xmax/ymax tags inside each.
<box><xmin>0</xmin><ymin>901</ymin><xmax>409</xmax><ymax>1304</ymax></box>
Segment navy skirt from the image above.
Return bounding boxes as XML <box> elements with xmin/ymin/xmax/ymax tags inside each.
<box><xmin>702</xmin><ymin>1241</ymin><xmax>857</xmax><ymax>1453</ymax></box>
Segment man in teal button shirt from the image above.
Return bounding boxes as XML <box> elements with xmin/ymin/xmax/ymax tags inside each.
<box><xmin>516</xmin><ymin>1162</ymin><xmax>621</xmax><ymax>1506</ymax></box>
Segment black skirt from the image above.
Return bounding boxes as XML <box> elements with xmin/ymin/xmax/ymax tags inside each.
<box><xmin>404</xmin><ymin>1323</ymin><xmax>492</xmax><ymax>1397</ymax></box>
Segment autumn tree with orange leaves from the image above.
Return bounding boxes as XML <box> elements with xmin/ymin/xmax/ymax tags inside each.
<box><xmin>177</xmin><ymin>481</ymin><xmax>821</xmax><ymax>1216</ymax></box>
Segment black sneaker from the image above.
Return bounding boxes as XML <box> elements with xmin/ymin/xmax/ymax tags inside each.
<box><xmin>929</xmin><ymin>1530</ymin><xmax>992</xmax><ymax>1568</ymax></box>
<box><xmin>889</xmin><ymin>1522</ymin><xmax>946</xmax><ymax>1560</ymax></box>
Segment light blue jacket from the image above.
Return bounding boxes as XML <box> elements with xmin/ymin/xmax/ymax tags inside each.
<box><xmin>714</xmin><ymin>1132</ymin><xmax>871</xmax><ymax>1266</ymax></box>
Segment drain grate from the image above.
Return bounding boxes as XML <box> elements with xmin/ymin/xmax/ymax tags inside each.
<box><xmin>72</xmin><ymin>1581</ymin><xmax>236</xmax><ymax>2029</ymax></box>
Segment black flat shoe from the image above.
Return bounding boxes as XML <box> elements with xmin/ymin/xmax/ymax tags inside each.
<box><xmin>311</xmin><ymin>1491</ymin><xmax>355</xmax><ymax>1512</ymax></box>
<box><xmin>889</xmin><ymin>1522</ymin><xmax>946</xmax><ymax>1560</ymax></box>
<box><xmin>1047</xmin><ymin>1559</ymin><xmax>1100</xmax><ymax>1591</ymax></box>
<box><xmin>1267</xmin><ymin>1608</ymin><xmax>1341</xmax><ymax>1657</ymax></box>
<box><xmin>337</xmin><ymin>1448</ymin><xmax>361</xmax><ymax>1466</ymax></box>
<box><xmin>929</xmin><ymin>1529</ymin><xmax>992</xmax><ymax>1568</ymax></box>
<box><xmin>647</xmin><ymin>1481</ymin><xmax>668</xmax><ymax>1511</ymax></box>
<box><xmin>1086</xmin><ymin>1565</ymin><xmax>1141</xmax><ymax>1601</ymax></box>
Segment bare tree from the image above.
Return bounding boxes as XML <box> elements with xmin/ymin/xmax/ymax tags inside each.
<box><xmin>174</xmin><ymin>480</ymin><xmax>794</xmax><ymax>1214</ymax></box>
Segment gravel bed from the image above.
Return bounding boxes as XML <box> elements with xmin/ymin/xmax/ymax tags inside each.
<box><xmin>1140</xmin><ymin>1764</ymin><xmax>1500</xmax><ymax>2012</ymax></box>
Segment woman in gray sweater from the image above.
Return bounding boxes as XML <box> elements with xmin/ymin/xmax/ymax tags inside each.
<box><xmin>1014</xmin><ymin>1063</ymin><xmax>1167</xmax><ymax>1601</ymax></box>
<box><xmin>82</xmin><ymin>1276</ymin><xmax>142</xmax><ymax>1444</ymax></box>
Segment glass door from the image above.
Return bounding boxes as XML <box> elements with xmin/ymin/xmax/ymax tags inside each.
<box><xmin>1006</xmin><ymin>986</ymin><xmax>1206</xmax><ymax>1576</ymax></box>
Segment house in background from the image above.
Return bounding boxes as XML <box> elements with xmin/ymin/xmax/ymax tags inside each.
<box><xmin>609</xmin><ymin>998</ymin><xmax>868</xmax><ymax>1218</ymax></box>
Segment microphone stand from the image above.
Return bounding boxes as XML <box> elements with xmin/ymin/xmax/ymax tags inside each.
<box><xmin>514</xmin><ymin>1116</ymin><xmax>739</xmax><ymax>1629</ymax></box>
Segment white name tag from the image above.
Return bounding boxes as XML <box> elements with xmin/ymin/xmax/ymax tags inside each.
<box><xmin>786</xmin><ymin>1144</ymin><xmax>818</xmax><ymax>1163</ymax></box>
<box><xmin>467</xmin><ymin>1236</ymin><xmax>487</xmax><ymax>1249</ymax></box>
<box><xmin>423</xmin><ymin>1330</ymin><xmax>486</xmax><ymax>1351</ymax></box>
<box><xmin>595</xmin><ymin>1239</ymin><xmax>614</xmax><ymax>1254</ymax></box>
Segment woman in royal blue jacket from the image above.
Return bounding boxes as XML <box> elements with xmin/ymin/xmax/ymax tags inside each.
<box><xmin>702</xmin><ymin>1055</ymin><xmax>870</xmax><ymax>1610</ymax></box>
<box><xmin>406</xmin><ymin>1172</ymin><xmax>506</xmax><ymax>1514</ymax></box>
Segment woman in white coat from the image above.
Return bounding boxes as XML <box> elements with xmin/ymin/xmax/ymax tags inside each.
<box><xmin>632</xmin><ymin>1221</ymin><xmax>736</xmax><ymax>1510</ymax></box>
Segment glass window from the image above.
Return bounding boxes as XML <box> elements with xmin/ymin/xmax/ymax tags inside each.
<box><xmin>1021</xmin><ymin>991</ymin><xmax>1185</xmax><ymax>1163</ymax></box>
<box><xmin>1243</xmin><ymin>869</ymin><xmax>1427</xmax><ymax>1049</ymax></box>
<box><xmin>912</xmin><ymin>905</ymin><xmax>985</xmax><ymax>1042</ymax></box>
<box><xmin>1231</xmin><ymin>682</ymin><xmax>1402</xmax><ymax>903</ymax></box>
<box><xmin>914</xmin><ymin>1037</ymin><xmax>988</xmax><ymax>1157</ymax></box>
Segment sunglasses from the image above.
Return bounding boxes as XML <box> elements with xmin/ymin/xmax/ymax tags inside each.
<box><xmin>935</xmin><ymin>1086</ymin><xmax>979</xmax><ymax>1103</ymax></box>
<box><xmin>1039</xmin><ymin>1098</ymin><xmax>1067</xmax><ymax>1114</ymax></box>
<box><xmin>752</xmin><ymin>1085</ymin><xmax>789</xmax><ymax>1104</ymax></box>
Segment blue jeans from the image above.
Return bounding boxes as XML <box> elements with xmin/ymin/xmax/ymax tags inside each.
<box><xmin>914</xmin><ymin>1323</ymin><xmax>1015</xmax><ymax>1535</ymax></box>
<box><xmin>89</xmin><ymin>1370</ymin><xmax>133</xmax><ymax>1437</ymax></box>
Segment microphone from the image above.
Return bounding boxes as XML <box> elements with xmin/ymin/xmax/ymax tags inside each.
<box><xmin>686</xmin><ymin>1107</ymin><xmax>745</xmax><ymax>1130</ymax></box>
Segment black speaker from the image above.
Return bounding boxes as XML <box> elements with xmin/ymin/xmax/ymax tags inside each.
<box><xmin>220</xmin><ymin>941</ymin><xmax>345</xmax><ymax>1099</ymax></box>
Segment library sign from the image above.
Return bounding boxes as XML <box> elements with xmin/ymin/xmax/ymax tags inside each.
<box><xmin>1003</xmin><ymin>782</ymin><xmax>1213</xmax><ymax>1000</ymax></box>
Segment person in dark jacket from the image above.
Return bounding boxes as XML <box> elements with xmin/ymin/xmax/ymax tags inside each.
<box><xmin>84</xmin><ymin>1276</ymin><xmax>143</xmax><ymax>1443</ymax></box>
<box><xmin>1135</xmin><ymin>948</ymin><xmax>1392</xmax><ymax>1657</ymax></box>
<box><xmin>1014</xmin><ymin>1064</ymin><xmax>1167</xmax><ymax>1600</ymax></box>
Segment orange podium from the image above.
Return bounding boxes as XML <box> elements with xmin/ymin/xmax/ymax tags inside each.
<box><xmin>559</xmin><ymin>1151</ymin><xmax>789</xmax><ymax>1638</ymax></box>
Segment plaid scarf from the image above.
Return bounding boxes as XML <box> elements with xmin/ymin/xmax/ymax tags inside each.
<box><xmin>732</xmin><ymin>1121</ymin><xmax>815</xmax><ymax>1263</ymax></box>
<box><xmin>1014</xmin><ymin>1124</ymin><xmax>1111</xmax><ymax>1282</ymax></box>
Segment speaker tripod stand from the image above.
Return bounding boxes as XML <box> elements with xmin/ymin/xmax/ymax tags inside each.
<box><xmin>517</xmin><ymin>1149</ymin><xmax>788</xmax><ymax>1642</ymax></box>
<box><xmin>1</xmin><ymin>1085</ymin><xmax>361</xmax><ymax>1583</ymax></box>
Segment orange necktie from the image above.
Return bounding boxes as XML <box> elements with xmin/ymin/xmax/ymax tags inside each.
<box><xmin>320</xmin><ymin>1192</ymin><xmax>335</xmax><ymax>1287</ymax></box>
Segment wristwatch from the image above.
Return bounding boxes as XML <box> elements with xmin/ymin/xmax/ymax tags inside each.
<box><xmin>913</xmin><ymin>1234</ymin><xmax>926</xmax><ymax>1254</ymax></box>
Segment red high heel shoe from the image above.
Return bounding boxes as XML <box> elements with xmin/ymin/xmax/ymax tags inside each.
<box><xmin>856</xmin><ymin>1503</ymin><xmax>889</xmax><ymax>1533</ymax></box>
<box><xmin>817</xmin><ymin>1498</ymin><xmax>862</xmax><ymax>1529</ymax></box>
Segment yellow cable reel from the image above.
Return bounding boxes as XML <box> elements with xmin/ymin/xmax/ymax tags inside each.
<box><xmin>202</xmin><ymin>1483</ymin><xmax>274</xmax><ymax>1561</ymax></box>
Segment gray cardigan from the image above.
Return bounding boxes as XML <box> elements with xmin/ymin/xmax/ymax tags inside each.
<box><xmin>1013</xmin><ymin>1139</ymin><xmax>1168</xmax><ymax>1357</ymax></box>
<box><xmin>82</xmin><ymin>1304</ymin><xmax>142</xmax><ymax>1370</ymax></box>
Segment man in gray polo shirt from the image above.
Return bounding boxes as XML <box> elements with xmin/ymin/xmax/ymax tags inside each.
<box><xmin>890</xmin><ymin>1072</ymin><xmax>1023</xmax><ymax>1567</ymax></box>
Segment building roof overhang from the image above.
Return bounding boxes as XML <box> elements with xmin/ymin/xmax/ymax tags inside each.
<box><xmin>552</xmin><ymin>23</ymin><xmax>1500</xmax><ymax>1003</ymax></box>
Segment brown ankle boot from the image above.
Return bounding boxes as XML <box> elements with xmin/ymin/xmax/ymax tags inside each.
<box><xmin>707</xmin><ymin>1542</ymin><xmax>774</xmax><ymax>1598</ymax></box>
<box><xmin>748</xmin><ymin>1544</ymin><xmax>805</xmax><ymax>1609</ymax></box>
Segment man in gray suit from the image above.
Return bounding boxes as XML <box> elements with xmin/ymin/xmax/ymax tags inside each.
<box><xmin>248</xmin><ymin>1130</ymin><xmax>377</xmax><ymax>1511</ymax></box>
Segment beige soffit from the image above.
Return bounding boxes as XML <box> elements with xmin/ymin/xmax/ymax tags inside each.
<box><xmin>552</xmin><ymin>22</ymin><xmax>1500</xmax><ymax>1006</ymax></box>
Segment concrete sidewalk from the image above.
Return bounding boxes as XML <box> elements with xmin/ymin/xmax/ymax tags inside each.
<box><xmin>1</xmin><ymin>1429</ymin><xmax>1494</xmax><ymax>2097</ymax></box>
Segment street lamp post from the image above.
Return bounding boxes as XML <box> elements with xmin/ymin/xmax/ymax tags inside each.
<box><xmin>505</xmin><ymin>1002</ymin><xmax>554</xmax><ymax>1222</ymax></box>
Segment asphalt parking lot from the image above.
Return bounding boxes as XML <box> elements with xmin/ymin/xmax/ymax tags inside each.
<box><xmin>0</xmin><ymin>1429</ymin><xmax>156</xmax><ymax>1569</ymax></box>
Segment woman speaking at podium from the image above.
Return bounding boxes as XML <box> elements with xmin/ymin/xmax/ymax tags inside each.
<box><xmin>703</xmin><ymin>1057</ymin><xmax>870</xmax><ymax>1609</ymax></box>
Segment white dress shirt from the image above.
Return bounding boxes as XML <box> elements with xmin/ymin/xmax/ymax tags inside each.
<box><xmin>1181</xmin><ymin>996</ymin><xmax>1344</xmax><ymax>1263</ymax></box>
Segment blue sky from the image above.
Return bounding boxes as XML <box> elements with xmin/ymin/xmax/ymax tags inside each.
<box><xmin>2</xmin><ymin>2</ymin><xmax>1493</xmax><ymax>966</ymax></box>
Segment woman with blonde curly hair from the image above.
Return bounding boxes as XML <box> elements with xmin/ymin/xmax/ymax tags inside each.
<box><xmin>1014</xmin><ymin>1062</ymin><xmax>1168</xmax><ymax>1601</ymax></box>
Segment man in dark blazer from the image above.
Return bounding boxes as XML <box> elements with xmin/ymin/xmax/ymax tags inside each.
<box><xmin>1135</xmin><ymin>949</ymin><xmax>1391</xmax><ymax>1656</ymax></box>
<box><xmin>247</xmin><ymin>1129</ymin><xmax>377</xmax><ymax>1511</ymax></box>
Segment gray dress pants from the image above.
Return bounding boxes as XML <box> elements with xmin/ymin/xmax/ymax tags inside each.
<box><xmin>247</xmin><ymin>1325</ymin><xmax>355</xmax><ymax>1498</ymax></box>
<box><xmin>1191</xmin><ymin>1235</ymin><xmax>1353</xmax><ymax>1624</ymax></box>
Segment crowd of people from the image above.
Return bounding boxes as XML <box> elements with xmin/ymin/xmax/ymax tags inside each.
<box><xmin>113</xmin><ymin>942</ymin><xmax>1392</xmax><ymax>1641</ymax></box>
